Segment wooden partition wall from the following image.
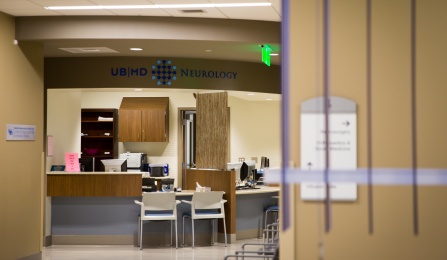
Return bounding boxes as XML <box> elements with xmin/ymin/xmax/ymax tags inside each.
<box><xmin>185</xmin><ymin>169</ymin><xmax>236</xmax><ymax>238</ymax></box>
<box><xmin>196</xmin><ymin>92</ymin><xmax>229</xmax><ymax>169</ymax></box>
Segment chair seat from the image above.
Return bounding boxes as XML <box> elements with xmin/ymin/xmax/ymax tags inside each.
<box><xmin>183</xmin><ymin>209</ymin><xmax>223</xmax><ymax>219</ymax></box>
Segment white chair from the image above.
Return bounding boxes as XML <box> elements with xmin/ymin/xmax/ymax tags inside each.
<box><xmin>134</xmin><ymin>192</ymin><xmax>181</xmax><ymax>250</ymax></box>
<box><xmin>182</xmin><ymin>191</ymin><xmax>227</xmax><ymax>248</ymax></box>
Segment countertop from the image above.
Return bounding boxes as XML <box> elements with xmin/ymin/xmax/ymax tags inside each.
<box><xmin>149</xmin><ymin>186</ymin><xmax>280</xmax><ymax>197</ymax></box>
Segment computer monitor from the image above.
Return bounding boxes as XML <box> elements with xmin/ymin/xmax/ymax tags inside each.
<box><xmin>79</xmin><ymin>157</ymin><xmax>94</xmax><ymax>172</ymax></box>
<box><xmin>226</xmin><ymin>162</ymin><xmax>243</xmax><ymax>182</ymax></box>
<box><xmin>240</xmin><ymin>161</ymin><xmax>256</xmax><ymax>182</ymax></box>
<box><xmin>101</xmin><ymin>159</ymin><xmax>127</xmax><ymax>172</ymax></box>
<box><xmin>240</xmin><ymin>162</ymin><xmax>249</xmax><ymax>182</ymax></box>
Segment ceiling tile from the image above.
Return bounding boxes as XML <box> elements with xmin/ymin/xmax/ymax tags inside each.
<box><xmin>31</xmin><ymin>0</ymin><xmax>97</xmax><ymax>6</ymax></box>
<box><xmin>210</xmin><ymin>0</ymin><xmax>271</xmax><ymax>3</ymax></box>
<box><xmin>55</xmin><ymin>9</ymin><xmax>116</xmax><ymax>15</ymax></box>
<box><xmin>89</xmin><ymin>0</ymin><xmax>153</xmax><ymax>4</ymax></box>
<box><xmin>108</xmin><ymin>8</ymin><xmax>171</xmax><ymax>16</ymax></box>
<box><xmin>0</xmin><ymin>0</ymin><xmax>41</xmax><ymax>9</ymax></box>
<box><xmin>149</xmin><ymin>0</ymin><xmax>210</xmax><ymax>3</ymax></box>
<box><xmin>161</xmin><ymin>7</ymin><xmax>228</xmax><ymax>19</ymax></box>
<box><xmin>219</xmin><ymin>6</ymin><xmax>280</xmax><ymax>22</ymax></box>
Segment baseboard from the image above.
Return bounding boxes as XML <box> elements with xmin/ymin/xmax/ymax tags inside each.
<box><xmin>43</xmin><ymin>235</ymin><xmax>52</xmax><ymax>247</ymax></box>
<box><xmin>236</xmin><ymin>229</ymin><xmax>262</xmax><ymax>240</ymax></box>
<box><xmin>51</xmin><ymin>233</ymin><xmax>237</xmax><ymax>247</ymax></box>
<box><xmin>217</xmin><ymin>232</ymin><xmax>237</xmax><ymax>244</ymax></box>
<box><xmin>17</xmin><ymin>252</ymin><xmax>42</xmax><ymax>260</ymax></box>
<box><xmin>52</xmin><ymin>235</ymin><xmax>135</xmax><ymax>245</ymax></box>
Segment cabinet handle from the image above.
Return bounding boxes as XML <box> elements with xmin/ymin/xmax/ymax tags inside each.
<box><xmin>142</xmin><ymin>129</ymin><xmax>145</xmax><ymax>142</ymax></box>
<box><xmin>138</xmin><ymin>133</ymin><xmax>140</xmax><ymax>141</ymax></box>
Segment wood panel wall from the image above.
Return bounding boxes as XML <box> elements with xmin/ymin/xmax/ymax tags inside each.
<box><xmin>47</xmin><ymin>174</ymin><xmax>142</xmax><ymax>196</ymax></box>
<box><xmin>185</xmin><ymin>169</ymin><xmax>236</xmax><ymax>235</ymax></box>
<box><xmin>196</xmin><ymin>92</ymin><xmax>229</xmax><ymax>170</ymax></box>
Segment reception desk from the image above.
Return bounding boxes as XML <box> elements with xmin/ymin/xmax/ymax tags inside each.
<box><xmin>47</xmin><ymin>171</ymin><xmax>279</xmax><ymax>245</ymax></box>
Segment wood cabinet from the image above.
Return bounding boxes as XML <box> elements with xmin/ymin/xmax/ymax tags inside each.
<box><xmin>80</xmin><ymin>109</ymin><xmax>118</xmax><ymax>171</ymax></box>
<box><xmin>118</xmin><ymin>97</ymin><xmax>169</xmax><ymax>142</ymax></box>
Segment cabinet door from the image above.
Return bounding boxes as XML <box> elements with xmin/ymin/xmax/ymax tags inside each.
<box><xmin>141</xmin><ymin>109</ymin><xmax>167</xmax><ymax>142</ymax></box>
<box><xmin>119</xmin><ymin>110</ymin><xmax>142</xmax><ymax>142</ymax></box>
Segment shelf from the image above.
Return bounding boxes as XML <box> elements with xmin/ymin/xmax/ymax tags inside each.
<box><xmin>81</xmin><ymin>155</ymin><xmax>113</xmax><ymax>158</ymax></box>
<box><xmin>81</xmin><ymin>108</ymin><xmax>118</xmax><ymax>172</ymax></box>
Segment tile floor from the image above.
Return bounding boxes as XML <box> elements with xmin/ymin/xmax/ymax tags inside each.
<box><xmin>42</xmin><ymin>238</ymin><xmax>265</xmax><ymax>260</ymax></box>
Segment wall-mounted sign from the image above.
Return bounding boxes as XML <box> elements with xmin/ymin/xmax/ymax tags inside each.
<box><xmin>6</xmin><ymin>124</ymin><xmax>36</xmax><ymax>141</ymax></box>
<box><xmin>110</xmin><ymin>59</ymin><xmax>239</xmax><ymax>86</ymax></box>
<box><xmin>44</xmin><ymin>57</ymin><xmax>281</xmax><ymax>94</ymax></box>
<box><xmin>300</xmin><ymin>96</ymin><xmax>357</xmax><ymax>201</ymax></box>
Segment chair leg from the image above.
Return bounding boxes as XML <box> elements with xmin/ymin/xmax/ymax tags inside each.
<box><xmin>222</xmin><ymin>218</ymin><xmax>227</xmax><ymax>247</ymax></box>
<box><xmin>139</xmin><ymin>219</ymin><xmax>143</xmax><ymax>250</ymax></box>
<box><xmin>175</xmin><ymin>219</ymin><xmax>178</xmax><ymax>249</ymax></box>
<box><xmin>137</xmin><ymin>216</ymin><xmax>140</xmax><ymax>247</ymax></box>
<box><xmin>192</xmin><ymin>219</ymin><xmax>195</xmax><ymax>249</ymax></box>
<box><xmin>182</xmin><ymin>216</ymin><xmax>185</xmax><ymax>245</ymax></box>
<box><xmin>264</xmin><ymin>210</ymin><xmax>269</xmax><ymax>229</ymax></box>
<box><xmin>170</xmin><ymin>220</ymin><xmax>173</xmax><ymax>246</ymax></box>
<box><xmin>211</xmin><ymin>219</ymin><xmax>214</xmax><ymax>245</ymax></box>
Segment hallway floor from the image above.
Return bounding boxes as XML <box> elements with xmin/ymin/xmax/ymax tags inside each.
<box><xmin>42</xmin><ymin>238</ymin><xmax>262</xmax><ymax>260</ymax></box>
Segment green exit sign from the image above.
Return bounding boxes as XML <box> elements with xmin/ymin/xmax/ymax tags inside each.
<box><xmin>261</xmin><ymin>45</ymin><xmax>271</xmax><ymax>66</ymax></box>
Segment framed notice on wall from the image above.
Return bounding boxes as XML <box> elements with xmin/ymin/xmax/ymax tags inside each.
<box><xmin>6</xmin><ymin>124</ymin><xmax>36</xmax><ymax>141</ymax></box>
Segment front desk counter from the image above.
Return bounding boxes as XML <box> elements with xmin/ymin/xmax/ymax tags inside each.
<box><xmin>47</xmin><ymin>172</ymin><xmax>279</xmax><ymax>246</ymax></box>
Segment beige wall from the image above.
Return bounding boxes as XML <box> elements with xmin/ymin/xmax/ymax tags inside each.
<box><xmin>284</xmin><ymin>0</ymin><xmax>447</xmax><ymax>259</ymax></box>
<box><xmin>228</xmin><ymin>97</ymin><xmax>281</xmax><ymax>167</ymax></box>
<box><xmin>0</xmin><ymin>12</ymin><xmax>44</xmax><ymax>260</ymax></box>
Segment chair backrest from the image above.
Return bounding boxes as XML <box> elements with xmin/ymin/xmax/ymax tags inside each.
<box><xmin>192</xmin><ymin>191</ymin><xmax>224</xmax><ymax>210</ymax></box>
<box><xmin>142</xmin><ymin>192</ymin><xmax>176</xmax><ymax>211</ymax></box>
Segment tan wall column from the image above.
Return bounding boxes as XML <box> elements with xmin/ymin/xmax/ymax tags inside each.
<box><xmin>285</xmin><ymin>0</ymin><xmax>447</xmax><ymax>259</ymax></box>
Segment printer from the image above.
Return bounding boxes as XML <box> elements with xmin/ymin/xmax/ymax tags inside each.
<box><xmin>119</xmin><ymin>152</ymin><xmax>147</xmax><ymax>172</ymax></box>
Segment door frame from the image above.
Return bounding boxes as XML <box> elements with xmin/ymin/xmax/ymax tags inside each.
<box><xmin>177</xmin><ymin>107</ymin><xmax>196</xmax><ymax>189</ymax></box>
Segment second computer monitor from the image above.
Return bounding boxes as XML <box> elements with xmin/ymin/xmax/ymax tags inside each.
<box><xmin>226</xmin><ymin>162</ymin><xmax>243</xmax><ymax>181</ymax></box>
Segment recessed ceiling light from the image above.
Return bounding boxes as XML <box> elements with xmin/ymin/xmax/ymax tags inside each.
<box><xmin>45</xmin><ymin>3</ymin><xmax>272</xmax><ymax>10</ymax></box>
<box><xmin>134</xmin><ymin>88</ymin><xmax>143</xmax><ymax>91</ymax></box>
<box><xmin>130</xmin><ymin>48</ymin><xmax>143</xmax><ymax>51</ymax></box>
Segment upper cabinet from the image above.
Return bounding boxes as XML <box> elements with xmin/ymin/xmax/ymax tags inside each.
<box><xmin>119</xmin><ymin>97</ymin><xmax>169</xmax><ymax>142</ymax></box>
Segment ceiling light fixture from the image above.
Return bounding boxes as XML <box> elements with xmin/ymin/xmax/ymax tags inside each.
<box><xmin>130</xmin><ymin>48</ymin><xmax>143</xmax><ymax>51</ymax></box>
<box><xmin>270</xmin><ymin>53</ymin><xmax>279</xmax><ymax>56</ymax></box>
<box><xmin>45</xmin><ymin>3</ymin><xmax>272</xmax><ymax>11</ymax></box>
<box><xmin>247</xmin><ymin>93</ymin><xmax>255</xmax><ymax>96</ymax></box>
